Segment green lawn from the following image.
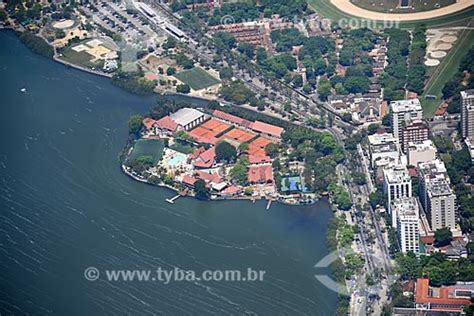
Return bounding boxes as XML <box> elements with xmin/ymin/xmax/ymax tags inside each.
<box><xmin>422</xmin><ymin>25</ymin><xmax>474</xmax><ymax>117</ymax></box>
<box><xmin>306</xmin><ymin>0</ymin><xmax>474</xmax><ymax>28</ymax></box>
<box><xmin>169</xmin><ymin>140</ymin><xmax>194</xmax><ymax>154</ymax></box>
<box><xmin>174</xmin><ymin>67</ymin><xmax>220</xmax><ymax>90</ymax></box>
<box><xmin>59</xmin><ymin>47</ymin><xmax>97</xmax><ymax>69</ymax></box>
<box><xmin>129</xmin><ymin>139</ymin><xmax>165</xmax><ymax>164</ymax></box>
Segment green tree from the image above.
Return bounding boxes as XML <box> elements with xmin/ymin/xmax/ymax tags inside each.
<box><xmin>434</xmin><ymin>227</ymin><xmax>452</xmax><ymax>247</ymax></box>
<box><xmin>166</xmin><ymin>67</ymin><xmax>176</xmax><ymax>76</ymax></box>
<box><xmin>230</xmin><ymin>157</ymin><xmax>249</xmax><ymax>185</ymax></box>
<box><xmin>317</xmin><ymin>78</ymin><xmax>331</xmax><ymax>101</ymax></box>
<box><xmin>128</xmin><ymin>115</ymin><xmax>143</xmax><ymax>136</ymax></box>
<box><xmin>244</xmin><ymin>187</ymin><xmax>254</xmax><ymax>196</ymax></box>
<box><xmin>219</xmin><ymin>67</ymin><xmax>233</xmax><ymax>80</ymax></box>
<box><xmin>215</xmin><ymin>141</ymin><xmax>237</xmax><ymax>162</ymax></box>
<box><xmin>194</xmin><ymin>179</ymin><xmax>209</xmax><ymax>200</ymax></box>
<box><xmin>176</xmin><ymin>84</ymin><xmax>190</xmax><ymax>94</ymax></box>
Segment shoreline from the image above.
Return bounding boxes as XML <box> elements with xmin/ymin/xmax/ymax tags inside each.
<box><xmin>121</xmin><ymin>164</ymin><xmax>321</xmax><ymax>207</ymax></box>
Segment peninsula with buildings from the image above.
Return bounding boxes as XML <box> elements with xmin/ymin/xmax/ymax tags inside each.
<box><xmin>3</xmin><ymin>0</ymin><xmax>474</xmax><ymax>314</ymax></box>
<box><xmin>122</xmin><ymin>103</ymin><xmax>342</xmax><ymax>205</ymax></box>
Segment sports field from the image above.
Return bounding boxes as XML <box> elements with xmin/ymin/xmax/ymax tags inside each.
<box><xmin>350</xmin><ymin>0</ymin><xmax>455</xmax><ymax>14</ymax></box>
<box><xmin>60</xmin><ymin>47</ymin><xmax>96</xmax><ymax>69</ymax></box>
<box><xmin>422</xmin><ymin>26</ymin><xmax>474</xmax><ymax>117</ymax></box>
<box><xmin>174</xmin><ymin>67</ymin><xmax>220</xmax><ymax>90</ymax></box>
<box><xmin>247</xmin><ymin>137</ymin><xmax>275</xmax><ymax>157</ymax></box>
<box><xmin>129</xmin><ymin>139</ymin><xmax>165</xmax><ymax>164</ymax></box>
<box><xmin>221</xmin><ymin>128</ymin><xmax>256</xmax><ymax>145</ymax></box>
<box><xmin>306</xmin><ymin>0</ymin><xmax>474</xmax><ymax>28</ymax></box>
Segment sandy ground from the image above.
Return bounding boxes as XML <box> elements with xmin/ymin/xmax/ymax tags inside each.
<box><xmin>424</xmin><ymin>28</ymin><xmax>459</xmax><ymax>66</ymax></box>
<box><xmin>52</xmin><ymin>19</ymin><xmax>74</xmax><ymax>29</ymax></box>
<box><xmin>330</xmin><ymin>0</ymin><xmax>473</xmax><ymax>21</ymax></box>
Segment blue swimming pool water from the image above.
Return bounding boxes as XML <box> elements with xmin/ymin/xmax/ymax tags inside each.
<box><xmin>168</xmin><ymin>153</ymin><xmax>186</xmax><ymax>167</ymax></box>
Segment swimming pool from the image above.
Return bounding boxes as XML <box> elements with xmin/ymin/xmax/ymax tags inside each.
<box><xmin>168</xmin><ymin>153</ymin><xmax>187</xmax><ymax>167</ymax></box>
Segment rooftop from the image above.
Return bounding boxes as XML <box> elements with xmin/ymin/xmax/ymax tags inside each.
<box><xmin>249</xmin><ymin>121</ymin><xmax>284</xmax><ymax>138</ymax></box>
<box><xmin>368</xmin><ymin>133</ymin><xmax>399</xmax><ymax>153</ymax></box>
<box><xmin>418</xmin><ymin>159</ymin><xmax>448</xmax><ymax>181</ymax></box>
<box><xmin>170</xmin><ymin>108</ymin><xmax>206</xmax><ymax>127</ymax></box>
<box><xmin>193</xmin><ymin>147</ymin><xmax>215</xmax><ymax>169</ymax></box>
<box><xmin>248</xmin><ymin>165</ymin><xmax>273</xmax><ymax>183</ymax></box>
<box><xmin>428</xmin><ymin>178</ymin><xmax>453</xmax><ymax>197</ymax></box>
<box><xmin>212</xmin><ymin>110</ymin><xmax>252</xmax><ymax>127</ymax></box>
<box><xmin>415</xmin><ymin>278</ymin><xmax>472</xmax><ymax>310</ymax></box>
<box><xmin>390</xmin><ymin>98</ymin><xmax>422</xmax><ymax>113</ymax></box>
<box><xmin>408</xmin><ymin>139</ymin><xmax>437</xmax><ymax>153</ymax></box>
<box><xmin>383</xmin><ymin>165</ymin><xmax>411</xmax><ymax>184</ymax></box>
<box><xmin>156</xmin><ymin>116</ymin><xmax>178</xmax><ymax>132</ymax></box>
<box><xmin>461</xmin><ymin>89</ymin><xmax>474</xmax><ymax>99</ymax></box>
<box><xmin>391</xmin><ymin>197</ymin><xmax>418</xmax><ymax>217</ymax></box>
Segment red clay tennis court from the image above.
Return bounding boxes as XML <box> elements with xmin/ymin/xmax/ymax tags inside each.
<box><xmin>188</xmin><ymin>126</ymin><xmax>212</xmax><ymax>139</ymax></box>
<box><xmin>221</xmin><ymin>128</ymin><xmax>256</xmax><ymax>144</ymax></box>
<box><xmin>247</xmin><ymin>137</ymin><xmax>275</xmax><ymax>157</ymax></box>
<box><xmin>199</xmin><ymin>119</ymin><xmax>231</xmax><ymax>135</ymax></box>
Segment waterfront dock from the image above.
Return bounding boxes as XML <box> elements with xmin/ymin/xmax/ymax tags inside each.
<box><xmin>166</xmin><ymin>195</ymin><xmax>180</xmax><ymax>204</ymax></box>
<box><xmin>266</xmin><ymin>199</ymin><xmax>272</xmax><ymax>210</ymax></box>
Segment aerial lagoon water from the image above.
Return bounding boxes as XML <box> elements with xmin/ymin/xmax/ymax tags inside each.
<box><xmin>0</xmin><ymin>30</ymin><xmax>336</xmax><ymax>315</ymax></box>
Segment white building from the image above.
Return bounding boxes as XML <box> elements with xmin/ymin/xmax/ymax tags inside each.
<box><xmin>418</xmin><ymin>160</ymin><xmax>457</xmax><ymax>231</ymax></box>
<box><xmin>392</xmin><ymin>197</ymin><xmax>420</xmax><ymax>254</ymax></box>
<box><xmin>407</xmin><ymin>140</ymin><xmax>437</xmax><ymax>167</ymax></box>
<box><xmin>461</xmin><ymin>90</ymin><xmax>474</xmax><ymax>139</ymax></box>
<box><xmin>461</xmin><ymin>90</ymin><xmax>474</xmax><ymax>162</ymax></box>
<box><xmin>368</xmin><ymin>133</ymin><xmax>401</xmax><ymax>169</ymax></box>
<box><xmin>383</xmin><ymin>165</ymin><xmax>412</xmax><ymax>227</ymax></box>
<box><xmin>169</xmin><ymin>108</ymin><xmax>208</xmax><ymax>131</ymax></box>
<box><xmin>390</xmin><ymin>99</ymin><xmax>423</xmax><ymax>151</ymax></box>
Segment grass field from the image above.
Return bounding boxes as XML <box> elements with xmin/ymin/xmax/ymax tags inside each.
<box><xmin>421</xmin><ymin>25</ymin><xmax>474</xmax><ymax>117</ymax></box>
<box><xmin>129</xmin><ymin>139</ymin><xmax>165</xmax><ymax>164</ymax></box>
<box><xmin>174</xmin><ymin>67</ymin><xmax>220</xmax><ymax>90</ymax></box>
<box><xmin>306</xmin><ymin>0</ymin><xmax>474</xmax><ymax>28</ymax></box>
<box><xmin>350</xmin><ymin>0</ymin><xmax>455</xmax><ymax>14</ymax></box>
<box><xmin>60</xmin><ymin>47</ymin><xmax>97</xmax><ymax>69</ymax></box>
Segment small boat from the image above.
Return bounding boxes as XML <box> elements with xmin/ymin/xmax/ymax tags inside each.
<box><xmin>20</xmin><ymin>88</ymin><xmax>26</xmax><ymax>93</ymax></box>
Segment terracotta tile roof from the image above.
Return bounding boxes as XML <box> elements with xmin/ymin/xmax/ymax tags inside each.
<box><xmin>143</xmin><ymin>117</ymin><xmax>157</xmax><ymax>130</ymax></box>
<box><xmin>249</xmin><ymin>121</ymin><xmax>284</xmax><ymax>138</ymax></box>
<box><xmin>193</xmin><ymin>147</ymin><xmax>216</xmax><ymax>168</ymax></box>
<box><xmin>182</xmin><ymin>174</ymin><xmax>197</xmax><ymax>186</ymax></box>
<box><xmin>212</xmin><ymin>110</ymin><xmax>247</xmax><ymax>125</ymax></box>
<box><xmin>222</xmin><ymin>185</ymin><xmax>241</xmax><ymax>195</ymax></box>
<box><xmin>248</xmin><ymin>165</ymin><xmax>273</xmax><ymax>183</ymax></box>
<box><xmin>156</xmin><ymin>115</ymin><xmax>178</xmax><ymax>132</ymax></box>
<box><xmin>249</xmin><ymin>155</ymin><xmax>271</xmax><ymax>164</ymax></box>
<box><xmin>196</xmin><ymin>170</ymin><xmax>221</xmax><ymax>183</ymax></box>
<box><xmin>415</xmin><ymin>278</ymin><xmax>471</xmax><ymax>310</ymax></box>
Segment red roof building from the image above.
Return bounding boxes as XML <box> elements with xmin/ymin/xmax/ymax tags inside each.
<box><xmin>248</xmin><ymin>155</ymin><xmax>271</xmax><ymax>165</ymax></box>
<box><xmin>182</xmin><ymin>174</ymin><xmax>197</xmax><ymax>186</ymax></box>
<box><xmin>249</xmin><ymin>121</ymin><xmax>284</xmax><ymax>139</ymax></box>
<box><xmin>143</xmin><ymin>117</ymin><xmax>157</xmax><ymax>130</ymax></box>
<box><xmin>156</xmin><ymin>116</ymin><xmax>178</xmax><ymax>132</ymax></box>
<box><xmin>196</xmin><ymin>170</ymin><xmax>221</xmax><ymax>184</ymax></box>
<box><xmin>415</xmin><ymin>278</ymin><xmax>473</xmax><ymax>312</ymax></box>
<box><xmin>212</xmin><ymin>110</ymin><xmax>252</xmax><ymax>127</ymax></box>
<box><xmin>193</xmin><ymin>147</ymin><xmax>216</xmax><ymax>169</ymax></box>
<box><xmin>182</xmin><ymin>170</ymin><xmax>221</xmax><ymax>187</ymax></box>
<box><xmin>221</xmin><ymin>185</ymin><xmax>241</xmax><ymax>196</ymax></box>
<box><xmin>248</xmin><ymin>165</ymin><xmax>274</xmax><ymax>184</ymax></box>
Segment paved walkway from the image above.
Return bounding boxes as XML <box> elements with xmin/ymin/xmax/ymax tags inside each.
<box><xmin>330</xmin><ymin>0</ymin><xmax>473</xmax><ymax>21</ymax></box>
